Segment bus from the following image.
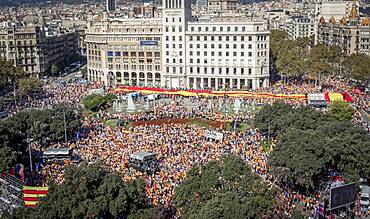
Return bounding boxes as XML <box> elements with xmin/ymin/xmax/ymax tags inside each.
<box><xmin>42</xmin><ymin>148</ymin><xmax>72</xmax><ymax>163</ymax></box>
<box><xmin>128</xmin><ymin>152</ymin><xmax>158</xmax><ymax>174</ymax></box>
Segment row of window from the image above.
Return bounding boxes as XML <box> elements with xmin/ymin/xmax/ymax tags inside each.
<box><xmin>188</xmin><ymin>51</ymin><xmax>254</xmax><ymax>59</ymax></box>
<box><xmin>187</xmin><ymin>50</ymin><xmax>268</xmax><ymax>57</ymax></box>
<box><xmin>188</xmin><ymin>35</ymin><xmax>267</xmax><ymax>42</ymax></box>
<box><xmin>21</xmin><ymin>65</ymin><xmax>37</xmax><ymax>72</ymax></box>
<box><xmin>187</xmin><ymin>43</ymin><xmax>267</xmax><ymax>49</ymax></box>
<box><xmin>165</xmin><ymin>26</ymin><xmax>183</xmax><ymax>32</ymax></box>
<box><xmin>189</xmin><ymin>26</ymin><xmax>262</xmax><ymax>32</ymax></box>
<box><xmin>164</xmin><ymin>66</ymin><xmax>263</xmax><ymax>76</ymax></box>
<box><xmin>102</xmin><ymin>36</ymin><xmax>161</xmax><ymax>42</ymax></box>
<box><xmin>187</xmin><ymin>58</ymin><xmax>254</xmax><ymax>64</ymax></box>
<box><xmin>108</xmin><ymin>64</ymin><xmax>161</xmax><ymax>71</ymax></box>
<box><xmin>88</xmin><ymin>56</ymin><xmax>102</xmax><ymax>62</ymax></box>
<box><xmin>107</xmin><ymin>58</ymin><xmax>161</xmax><ymax>64</ymax></box>
<box><xmin>164</xmin><ymin>43</ymin><xmax>268</xmax><ymax>51</ymax></box>
<box><xmin>164</xmin><ymin>58</ymin><xmax>256</xmax><ymax>65</ymax></box>
<box><xmin>189</xmin><ymin>67</ymin><xmax>253</xmax><ymax>75</ymax></box>
<box><xmin>105</xmin><ymin>45</ymin><xmax>161</xmax><ymax>51</ymax></box>
<box><xmin>106</xmin><ymin>51</ymin><xmax>161</xmax><ymax>57</ymax></box>
<box><xmin>166</xmin><ymin>36</ymin><xmax>183</xmax><ymax>41</ymax></box>
<box><xmin>87</xmin><ymin>35</ymin><xmax>161</xmax><ymax>43</ymax></box>
<box><xmin>188</xmin><ymin>78</ymin><xmax>255</xmax><ymax>88</ymax></box>
<box><xmin>165</xmin><ymin>17</ymin><xmax>182</xmax><ymax>23</ymax></box>
<box><xmin>9</xmin><ymin>34</ymin><xmax>36</xmax><ymax>40</ymax></box>
<box><xmin>164</xmin><ymin>0</ymin><xmax>182</xmax><ymax>9</ymax></box>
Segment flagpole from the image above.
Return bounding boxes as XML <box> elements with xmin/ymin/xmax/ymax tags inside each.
<box><xmin>28</xmin><ymin>138</ymin><xmax>33</xmax><ymax>173</ymax></box>
<box><xmin>64</xmin><ymin>108</ymin><xmax>67</xmax><ymax>143</ymax></box>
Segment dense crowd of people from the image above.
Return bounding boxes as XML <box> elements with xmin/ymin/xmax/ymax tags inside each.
<box><xmin>10</xmin><ymin>75</ymin><xmax>368</xmax><ymax>217</ymax></box>
<box><xmin>42</xmin><ymin>118</ymin><xmax>270</xmax><ymax>207</ymax></box>
<box><xmin>2</xmin><ymin>81</ymin><xmax>101</xmax><ymax>116</ymax></box>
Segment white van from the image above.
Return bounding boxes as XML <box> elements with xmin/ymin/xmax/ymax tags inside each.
<box><xmin>360</xmin><ymin>186</ymin><xmax>370</xmax><ymax>206</ymax></box>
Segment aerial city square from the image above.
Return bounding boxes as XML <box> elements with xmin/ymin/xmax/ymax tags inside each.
<box><xmin>0</xmin><ymin>0</ymin><xmax>370</xmax><ymax>218</ymax></box>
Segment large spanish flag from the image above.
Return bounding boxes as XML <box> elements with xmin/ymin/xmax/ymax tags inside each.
<box><xmin>114</xmin><ymin>86</ymin><xmax>307</xmax><ymax>99</ymax></box>
<box><xmin>23</xmin><ymin>186</ymin><xmax>48</xmax><ymax>207</ymax></box>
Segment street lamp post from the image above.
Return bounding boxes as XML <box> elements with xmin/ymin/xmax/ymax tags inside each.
<box><xmin>223</xmin><ymin>84</ymin><xmax>228</xmax><ymax>129</ymax></box>
<box><xmin>63</xmin><ymin>109</ymin><xmax>67</xmax><ymax>143</ymax></box>
<box><xmin>26</xmin><ymin>136</ymin><xmax>34</xmax><ymax>173</ymax></box>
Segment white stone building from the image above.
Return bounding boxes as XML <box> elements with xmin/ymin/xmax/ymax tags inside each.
<box><xmin>86</xmin><ymin>0</ymin><xmax>270</xmax><ymax>90</ymax></box>
<box><xmin>285</xmin><ymin>16</ymin><xmax>315</xmax><ymax>40</ymax></box>
<box><xmin>182</xmin><ymin>18</ymin><xmax>269</xmax><ymax>89</ymax></box>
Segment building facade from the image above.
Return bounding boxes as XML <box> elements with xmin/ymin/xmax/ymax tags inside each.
<box><xmin>86</xmin><ymin>0</ymin><xmax>270</xmax><ymax>90</ymax></box>
<box><xmin>314</xmin><ymin>0</ymin><xmax>359</xmax><ymax>43</ymax></box>
<box><xmin>46</xmin><ymin>31</ymin><xmax>79</xmax><ymax>71</ymax></box>
<box><xmin>317</xmin><ymin>4</ymin><xmax>370</xmax><ymax>55</ymax></box>
<box><xmin>0</xmin><ymin>25</ymin><xmax>79</xmax><ymax>76</ymax></box>
<box><xmin>85</xmin><ymin>18</ymin><xmax>163</xmax><ymax>86</ymax></box>
<box><xmin>0</xmin><ymin>26</ymin><xmax>46</xmax><ymax>75</ymax></box>
<box><xmin>285</xmin><ymin>16</ymin><xmax>315</xmax><ymax>40</ymax></box>
<box><xmin>182</xmin><ymin>18</ymin><xmax>269</xmax><ymax>89</ymax></box>
<box><xmin>207</xmin><ymin>0</ymin><xmax>238</xmax><ymax>12</ymax></box>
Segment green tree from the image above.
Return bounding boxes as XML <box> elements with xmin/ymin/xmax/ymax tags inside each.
<box><xmin>0</xmin><ymin>60</ymin><xmax>24</xmax><ymax>94</ymax></box>
<box><xmin>0</xmin><ymin>147</ymin><xmax>17</xmax><ymax>172</ymax></box>
<box><xmin>257</xmin><ymin>103</ymin><xmax>370</xmax><ymax>192</ymax></box>
<box><xmin>307</xmin><ymin>44</ymin><xmax>331</xmax><ymax>79</ymax></box>
<box><xmin>174</xmin><ymin>156</ymin><xmax>276</xmax><ymax>218</ymax></box>
<box><xmin>83</xmin><ymin>93</ymin><xmax>116</xmax><ymax>112</ymax></box>
<box><xmin>270</xmin><ymin>33</ymin><xmax>310</xmax><ymax>81</ymax></box>
<box><xmin>8</xmin><ymin>163</ymin><xmax>149</xmax><ymax>218</ymax></box>
<box><xmin>307</xmin><ymin>44</ymin><xmax>343</xmax><ymax>82</ymax></box>
<box><xmin>270</xmin><ymin>30</ymin><xmax>289</xmax><ymax>59</ymax></box>
<box><xmin>129</xmin><ymin>207</ymin><xmax>176</xmax><ymax>219</ymax></box>
<box><xmin>18</xmin><ymin>77</ymin><xmax>43</xmax><ymax>97</ymax></box>
<box><xmin>3</xmin><ymin>105</ymin><xmax>81</xmax><ymax>144</ymax></box>
<box><xmin>0</xmin><ymin>106</ymin><xmax>81</xmax><ymax>171</ymax></box>
<box><xmin>269</xmin><ymin>127</ymin><xmax>326</xmax><ymax>190</ymax></box>
<box><xmin>0</xmin><ymin>119</ymin><xmax>25</xmax><ymax>171</ymax></box>
<box><xmin>254</xmin><ymin>102</ymin><xmax>293</xmax><ymax>135</ymax></box>
<box><xmin>343</xmin><ymin>53</ymin><xmax>370</xmax><ymax>82</ymax></box>
<box><xmin>276</xmin><ymin>46</ymin><xmax>306</xmax><ymax>79</ymax></box>
<box><xmin>81</xmin><ymin>68</ymin><xmax>87</xmax><ymax>79</ymax></box>
<box><xmin>328</xmin><ymin>101</ymin><xmax>355</xmax><ymax>122</ymax></box>
<box><xmin>50</xmin><ymin>64</ymin><xmax>60</xmax><ymax>78</ymax></box>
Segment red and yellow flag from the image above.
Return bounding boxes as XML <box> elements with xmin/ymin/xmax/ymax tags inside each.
<box><xmin>23</xmin><ymin>186</ymin><xmax>48</xmax><ymax>207</ymax></box>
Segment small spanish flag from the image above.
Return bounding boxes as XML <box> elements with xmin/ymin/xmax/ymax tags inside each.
<box><xmin>23</xmin><ymin>186</ymin><xmax>48</xmax><ymax>207</ymax></box>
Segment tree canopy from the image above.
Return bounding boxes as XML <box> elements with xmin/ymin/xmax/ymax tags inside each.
<box><xmin>83</xmin><ymin>93</ymin><xmax>116</xmax><ymax>112</ymax></box>
<box><xmin>18</xmin><ymin>77</ymin><xmax>43</xmax><ymax>97</ymax></box>
<box><xmin>174</xmin><ymin>155</ymin><xmax>276</xmax><ymax>219</ymax></box>
<box><xmin>269</xmin><ymin>30</ymin><xmax>348</xmax><ymax>82</ymax></box>
<box><xmin>328</xmin><ymin>101</ymin><xmax>355</xmax><ymax>122</ymax></box>
<box><xmin>343</xmin><ymin>53</ymin><xmax>370</xmax><ymax>82</ymax></box>
<box><xmin>255</xmin><ymin>102</ymin><xmax>370</xmax><ymax>192</ymax></box>
<box><xmin>0</xmin><ymin>60</ymin><xmax>25</xmax><ymax>94</ymax></box>
<box><xmin>8</xmin><ymin>163</ymin><xmax>150</xmax><ymax>219</ymax></box>
<box><xmin>307</xmin><ymin>44</ymin><xmax>342</xmax><ymax>78</ymax></box>
<box><xmin>0</xmin><ymin>146</ymin><xmax>17</xmax><ymax>173</ymax></box>
<box><xmin>0</xmin><ymin>106</ymin><xmax>81</xmax><ymax>172</ymax></box>
<box><xmin>270</xmin><ymin>30</ymin><xmax>310</xmax><ymax>80</ymax></box>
